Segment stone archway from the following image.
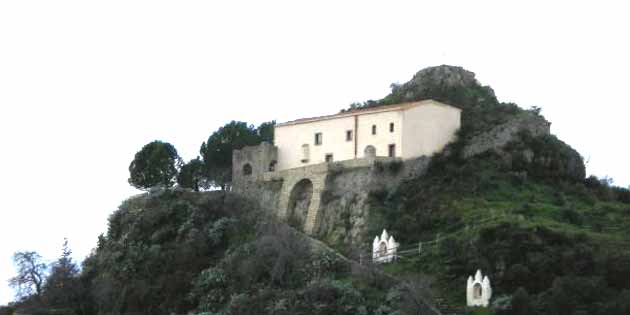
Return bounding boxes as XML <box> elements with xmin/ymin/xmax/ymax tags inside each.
<box><xmin>364</xmin><ymin>145</ymin><xmax>376</xmax><ymax>158</ymax></box>
<box><xmin>287</xmin><ymin>179</ymin><xmax>313</xmax><ymax>230</ymax></box>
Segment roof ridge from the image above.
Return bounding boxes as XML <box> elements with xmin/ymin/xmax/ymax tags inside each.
<box><xmin>276</xmin><ymin>99</ymin><xmax>454</xmax><ymax>127</ymax></box>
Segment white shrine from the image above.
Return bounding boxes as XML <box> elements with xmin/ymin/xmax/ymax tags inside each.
<box><xmin>372</xmin><ymin>229</ymin><xmax>398</xmax><ymax>263</ymax></box>
<box><xmin>466</xmin><ymin>269</ymin><xmax>492</xmax><ymax>307</ymax></box>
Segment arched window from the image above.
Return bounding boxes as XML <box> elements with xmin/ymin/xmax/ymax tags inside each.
<box><xmin>268</xmin><ymin>160</ymin><xmax>277</xmax><ymax>172</ymax></box>
<box><xmin>364</xmin><ymin>145</ymin><xmax>376</xmax><ymax>158</ymax></box>
<box><xmin>301</xmin><ymin>144</ymin><xmax>310</xmax><ymax>163</ymax></box>
<box><xmin>243</xmin><ymin>163</ymin><xmax>252</xmax><ymax>176</ymax></box>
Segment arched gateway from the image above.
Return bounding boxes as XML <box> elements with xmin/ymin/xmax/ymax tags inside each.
<box><xmin>287</xmin><ymin>179</ymin><xmax>313</xmax><ymax>229</ymax></box>
<box><xmin>277</xmin><ymin>171</ymin><xmax>327</xmax><ymax>235</ymax></box>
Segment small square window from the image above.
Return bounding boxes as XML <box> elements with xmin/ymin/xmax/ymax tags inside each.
<box><xmin>325</xmin><ymin>154</ymin><xmax>333</xmax><ymax>163</ymax></box>
<box><xmin>372</xmin><ymin>125</ymin><xmax>377</xmax><ymax>135</ymax></box>
<box><xmin>390</xmin><ymin>123</ymin><xmax>394</xmax><ymax>133</ymax></box>
<box><xmin>315</xmin><ymin>132</ymin><xmax>323</xmax><ymax>145</ymax></box>
<box><xmin>346</xmin><ymin>130</ymin><xmax>353</xmax><ymax>141</ymax></box>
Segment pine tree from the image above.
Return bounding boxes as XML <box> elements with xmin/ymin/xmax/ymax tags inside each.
<box><xmin>44</xmin><ymin>238</ymin><xmax>80</xmax><ymax>308</ymax></box>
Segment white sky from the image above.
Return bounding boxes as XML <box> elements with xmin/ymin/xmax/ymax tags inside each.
<box><xmin>0</xmin><ymin>0</ymin><xmax>628</xmax><ymax>305</ymax></box>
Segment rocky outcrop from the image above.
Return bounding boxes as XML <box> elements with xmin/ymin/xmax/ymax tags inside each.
<box><xmin>461</xmin><ymin>112</ymin><xmax>585</xmax><ymax>182</ymax></box>
<box><xmin>462</xmin><ymin>112</ymin><xmax>551</xmax><ymax>158</ymax></box>
<box><xmin>398</xmin><ymin>65</ymin><xmax>492</xmax><ymax>103</ymax></box>
<box><xmin>363</xmin><ymin>65</ymin><xmax>499</xmax><ymax>112</ymax></box>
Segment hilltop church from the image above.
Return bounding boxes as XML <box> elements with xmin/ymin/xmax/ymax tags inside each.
<box><xmin>232</xmin><ymin>100</ymin><xmax>461</xmax><ymax>234</ymax></box>
<box><xmin>274</xmin><ymin>99</ymin><xmax>461</xmax><ymax>171</ymax></box>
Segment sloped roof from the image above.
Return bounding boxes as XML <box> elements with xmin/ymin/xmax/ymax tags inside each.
<box><xmin>276</xmin><ymin>99</ymin><xmax>459</xmax><ymax>127</ymax></box>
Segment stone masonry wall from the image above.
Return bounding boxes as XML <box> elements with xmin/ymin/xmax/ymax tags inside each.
<box><xmin>232</xmin><ymin>113</ymin><xmax>550</xmax><ymax>250</ymax></box>
<box><xmin>231</xmin><ymin>145</ymin><xmax>431</xmax><ymax>244</ymax></box>
<box><xmin>315</xmin><ymin>157</ymin><xmax>430</xmax><ymax>250</ymax></box>
<box><xmin>232</xmin><ymin>142</ymin><xmax>277</xmax><ymax>186</ymax></box>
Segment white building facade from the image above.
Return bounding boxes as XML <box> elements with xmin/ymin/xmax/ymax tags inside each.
<box><xmin>274</xmin><ymin>100</ymin><xmax>461</xmax><ymax>171</ymax></box>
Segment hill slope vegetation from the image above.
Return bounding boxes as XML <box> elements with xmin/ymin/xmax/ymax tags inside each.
<box><xmin>4</xmin><ymin>65</ymin><xmax>630</xmax><ymax>315</ymax></box>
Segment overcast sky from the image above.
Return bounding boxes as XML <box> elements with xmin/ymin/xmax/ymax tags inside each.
<box><xmin>1</xmin><ymin>0</ymin><xmax>628</xmax><ymax>305</ymax></box>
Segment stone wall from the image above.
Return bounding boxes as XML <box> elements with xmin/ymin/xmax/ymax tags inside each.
<box><xmin>231</xmin><ymin>142</ymin><xmax>431</xmax><ymax>248</ymax></box>
<box><xmin>315</xmin><ymin>157</ymin><xmax>430</xmax><ymax>249</ymax></box>
<box><xmin>462</xmin><ymin>112</ymin><xmax>550</xmax><ymax>158</ymax></box>
<box><xmin>232</xmin><ymin>112</ymin><xmax>553</xmax><ymax>252</ymax></box>
<box><xmin>232</xmin><ymin>141</ymin><xmax>277</xmax><ymax>186</ymax></box>
<box><xmin>232</xmin><ymin>142</ymin><xmax>281</xmax><ymax>211</ymax></box>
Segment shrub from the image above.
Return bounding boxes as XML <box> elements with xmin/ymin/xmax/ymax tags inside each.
<box><xmin>510</xmin><ymin>287</ymin><xmax>534</xmax><ymax>315</ymax></box>
<box><xmin>558</xmin><ymin>208</ymin><xmax>583</xmax><ymax>226</ymax></box>
<box><xmin>293</xmin><ymin>279</ymin><xmax>367</xmax><ymax>315</ymax></box>
<box><xmin>320</xmin><ymin>188</ymin><xmax>338</xmax><ymax>205</ymax></box>
<box><xmin>504</xmin><ymin>264</ymin><xmax>532</xmax><ymax>292</ymax></box>
<box><xmin>552</xmin><ymin>191</ymin><xmax>567</xmax><ymax>206</ymax></box>
<box><xmin>373</xmin><ymin>161</ymin><xmax>385</xmax><ymax>173</ymax></box>
<box><xmin>0</xmin><ymin>305</ymin><xmax>14</xmax><ymax>315</ymax></box>
<box><xmin>190</xmin><ymin>267</ymin><xmax>229</xmax><ymax>313</ymax></box>
<box><xmin>387</xmin><ymin>160</ymin><xmax>404</xmax><ymax>174</ymax></box>
<box><xmin>307</xmin><ymin>251</ymin><xmax>347</xmax><ymax>281</ymax></box>
<box><xmin>613</xmin><ymin>186</ymin><xmax>630</xmax><ymax>204</ymax></box>
<box><xmin>601</xmin><ymin>290</ymin><xmax>630</xmax><ymax>315</ymax></box>
<box><xmin>512</xmin><ymin>203</ymin><xmax>534</xmax><ymax>218</ymax></box>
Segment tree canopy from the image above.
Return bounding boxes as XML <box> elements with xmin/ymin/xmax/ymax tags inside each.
<box><xmin>257</xmin><ymin>120</ymin><xmax>275</xmax><ymax>144</ymax></box>
<box><xmin>200</xmin><ymin>121</ymin><xmax>275</xmax><ymax>189</ymax></box>
<box><xmin>177</xmin><ymin>157</ymin><xmax>207</xmax><ymax>191</ymax></box>
<box><xmin>128</xmin><ymin>140</ymin><xmax>182</xmax><ymax>190</ymax></box>
<box><xmin>9</xmin><ymin>251</ymin><xmax>47</xmax><ymax>299</ymax></box>
<box><xmin>44</xmin><ymin>239</ymin><xmax>81</xmax><ymax>308</ymax></box>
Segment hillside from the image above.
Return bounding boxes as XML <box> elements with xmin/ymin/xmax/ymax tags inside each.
<box><xmin>66</xmin><ymin>190</ymin><xmax>436</xmax><ymax>315</ymax></box>
<box><xmin>5</xmin><ymin>65</ymin><xmax>630</xmax><ymax>315</ymax></box>
<box><xmin>362</xmin><ymin>65</ymin><xmax>630</xmax><ymax>314</ymax></box>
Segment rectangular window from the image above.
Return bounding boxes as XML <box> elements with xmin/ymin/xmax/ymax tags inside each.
<box><xmin>314</xmin><ymin>132</ymin><xmax>323</xmax><ymax>145</ymax></box>
<box><xmin>390</xmin><ymin>122</ymin><xmax>394</xmax><ymax>133</ymax></box>
<box><xmin>325</xmin><ymin>153</ymin><xmax>334</xmax><ymax>163</ymax></box>
<box><xmin>301</xmin><ymin>144</ymin><xmax>310</xmax><ymax>163</ymax></box>
<box><xmin>388</xmin><ymin>144</ymin><xmax>396</xmax><ymax>157</ymax></box>
<box><xmin>372</xmin><ymin>125</ymin><xmax>377</xmax><ymax>135</ymax></box>
<box><xmin>346</xmin><ymin>130</ymin><xmax>353</xmax><ymax>141</ymax></box>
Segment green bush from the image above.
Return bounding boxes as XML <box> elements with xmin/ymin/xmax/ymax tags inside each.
<box><xmin>601</xmin><ymin>290</ymin><xmax>630</xmax><ymax>315</ymax></box>
<box><xmin>510</xmin><ymin>287</ymin><xmax>533</xmax><ymax>315</ymax></box>
<box><xmin>503</xmin><ymin>264</ymin><xmax>532</xmax><ymax>292</ymax></box>
<box><xmin>558</xmin><ymin>208</ymin><xmax>583</xmax><ymax>226</ymax></box>
<box><xmin>292</xmin><ymin>279</ymin><xmax>368</xmax><ymax>315</ymax></box>
<box><xmin>387</xmin><ymin>160</ymin><xmax>404</xmax><ymax>174</ymax></box>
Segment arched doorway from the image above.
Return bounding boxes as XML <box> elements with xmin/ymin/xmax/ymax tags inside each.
<box><xmin>364</xmin><ymin>145</ymin><xmax>376</xmax><ymax>158</ymax></box>
<box><xmin>378</xmin><ymin>241</ymin><xmax>387</xmax><ymax>258</ymax></box>
<box><xmin>287</xmin><ymin>179</ymin><xmax>313</xmax><ymax>230</ymax></box>
<box><xmin>473</xmin><ymin>283</ymin><xmax>483</xmax><ymax>299</ymax></box>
